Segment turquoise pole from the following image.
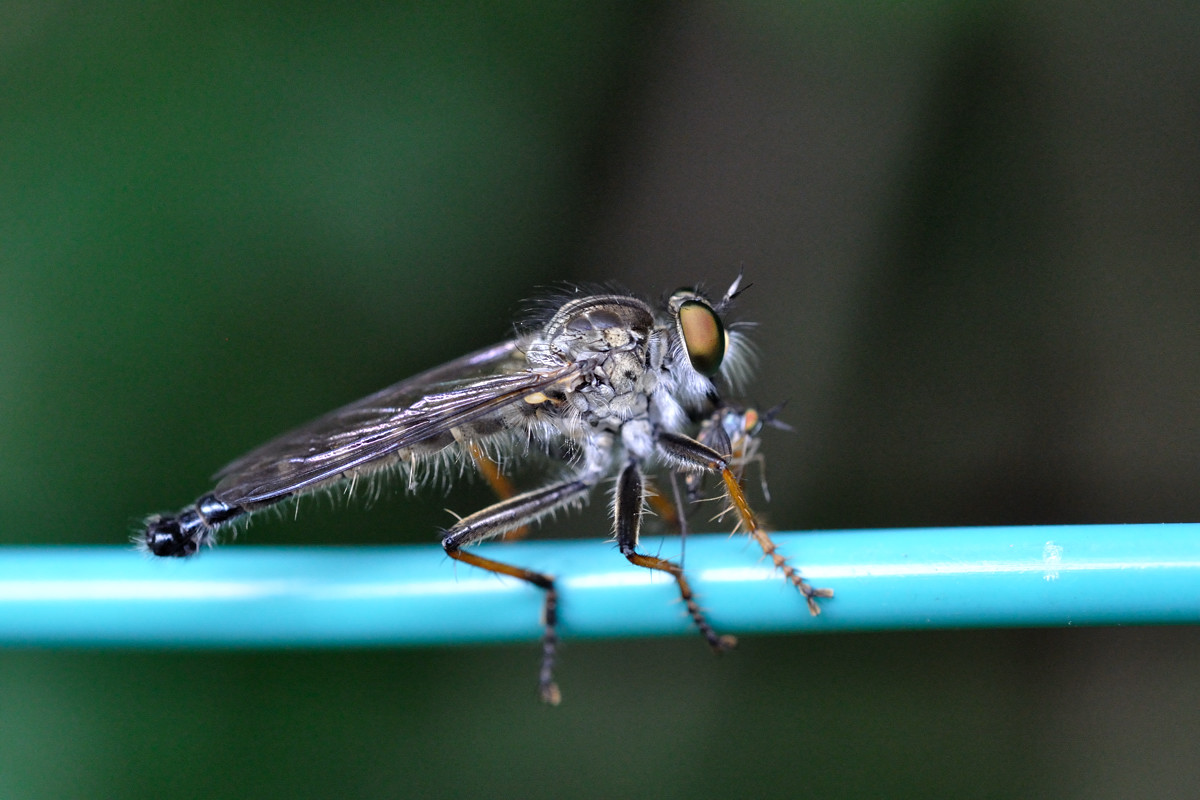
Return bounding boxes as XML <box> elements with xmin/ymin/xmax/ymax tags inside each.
<box><xmin>0</xmin><ymin>524</ymin><xmax>1196</xmax><ymax>646</ymax></box>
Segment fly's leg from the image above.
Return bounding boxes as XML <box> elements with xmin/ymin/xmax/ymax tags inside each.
<box><xmin>614</xmin><ymin>460</ymin><xmax>736</xmax><ymax>653</ymax></box>
<box><xmin>657</xmin><ymin>432</ymin><xmax>833</xmax><ymax>616</ymax></box>
<box><xmin>442</xmin><ymin>478</ymin><xmax>592</xmax><ymax>705</ymax></box>
<box><xmin>687</xmin><ymin>413</ymin><xmax>733</xmax><ymax>504</ymax></box>
<box><xmin>643</xmin><ymin>483</ymin><xmax>683</xmax><ymax>532</ymax></box>
<box><xmin>644</xmin><ymin>471</ymin><xmax>693</xmax><ymax>565</ymax></box>
<box><xmin>462</xmin><ymin>440</ymin><xmax>529</xmax><ymax>541</ymax></box>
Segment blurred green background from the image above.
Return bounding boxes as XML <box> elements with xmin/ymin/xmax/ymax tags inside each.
<box><xmin>3</xmin><ymin>2</ymin><xmax>1199</xmax><ymax>798</ymax></box>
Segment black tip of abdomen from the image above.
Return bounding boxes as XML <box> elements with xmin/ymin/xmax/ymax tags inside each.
<box><xmin>142</xmin><ymin>494</ymin><xmax>244</xmax><ymax>557</ymax></box>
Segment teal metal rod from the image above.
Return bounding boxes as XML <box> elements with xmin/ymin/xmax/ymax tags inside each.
<box><xmin>0</xmin><ymin>524</ymin><xmax>1197</xmax><ymax>647</ymax></box>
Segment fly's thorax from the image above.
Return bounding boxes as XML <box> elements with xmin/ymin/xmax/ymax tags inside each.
<box><xmin>620</xmin><ymin>418</ymin><xmax>656</xmax><ymax>460</ymax></box>
<box><xmin>525</xmin><ymin>294</ymin><xmax>659</xmax><ymax>421</ymax></box>
<box><xmin>563</xmin><ymin>368</ymin><xmax>656</xmax><ymax>435</ymax></box>
<box><xmin>527</xmin><ymin>295</ymin><xmax>655</xmax><ymax>369</ymax></box>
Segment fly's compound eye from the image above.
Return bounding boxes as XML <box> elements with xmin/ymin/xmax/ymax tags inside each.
<box><xmin>677</xmin><ymin>300</ymin><xmax>727</xmax><ymax>376</ymax></box>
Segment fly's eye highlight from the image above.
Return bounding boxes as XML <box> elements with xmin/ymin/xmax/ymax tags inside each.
<box><xmin>678</xmin><ymin>300</ymin><xmax>726</xmax><ymax>376</ymax></box>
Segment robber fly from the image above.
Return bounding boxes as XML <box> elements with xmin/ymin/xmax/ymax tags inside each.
<box><xmin>141</xmin><ymin>276</ymin><xmax>832</xmax><ymax>704</ymax></box>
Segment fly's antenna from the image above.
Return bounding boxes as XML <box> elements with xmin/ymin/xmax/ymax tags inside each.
<box><xmin>717</xmin><ymin>269</ymin><xmax>750</xmax><ymax>311</ymax></box>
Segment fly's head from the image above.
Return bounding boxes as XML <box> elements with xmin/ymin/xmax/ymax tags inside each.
<box><xmin>655</xmin><ymin>275</ymin><xmax>754</xmax><ymax>414</ymax></box>
<box><xmin>521</xmin><ymin>278</ymin><xmax>753</xmax><ymax>429</ymax></box>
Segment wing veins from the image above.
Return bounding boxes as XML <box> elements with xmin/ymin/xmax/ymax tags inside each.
<box><xmin>212</xmin><ymin>359</ymin><xmax>576</xmax><ymax>505</ymax></box>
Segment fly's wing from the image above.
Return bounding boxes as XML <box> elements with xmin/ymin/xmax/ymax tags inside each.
<box><xmin>210</xmin><ymin>339</ymin><xmax>574</xmax><ymax>505</ymax></box>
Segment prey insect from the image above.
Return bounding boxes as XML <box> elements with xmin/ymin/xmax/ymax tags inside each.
<box><xmin>688</xmin><ymin>401</ymin><xmax>791</xmax><ymax>505</ymax></box>
<box><xmin>141</xmin><ymin>276</ymin><xmax>832</xmax><ymax>704</ymax></box>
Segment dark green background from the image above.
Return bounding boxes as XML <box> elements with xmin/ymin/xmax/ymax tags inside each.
<box><xmin>3</xmin><ymin>3</ymin><xmax>1199</xmax><ymax>798</ymax></box>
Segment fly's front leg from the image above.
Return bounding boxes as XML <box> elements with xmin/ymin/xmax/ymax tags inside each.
<box><xmin>656</xmin><ymin>432</ymin><xmax>833</xmax><ymax>616</ymax></box>
<box><xmin>614</xmin><ymin>460</ymin><xmax>735</xmax><ymax>653</ymax></box>
<box><xmin>442</xmin><ymin>478</ymin><xmax>591</xmax><ymax>705</ymax></box>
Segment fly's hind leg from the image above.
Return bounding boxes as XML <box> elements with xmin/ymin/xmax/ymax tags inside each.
<box><xmin>643</xmin><ymin>483</ymin><xmax>684</xmax><ymax>532</ymax></box>
<box><xmin>656</xmin><ymin>431</ymin><xmax>833</xmax><ymax>616</ymax></box>
<box><xmin>441</xmin><ymin>477</ymin><xmax>591</xmax><ymax>705</ymax></box>
<box><xmin>462</xmin><ymin>440</ymin><xmax>530</xmax><ymax>540</ymax></box>
<box><xmin>613</xmin><ymin>460</ymin><xmax>736</xmax><ymax>653</ymax></box>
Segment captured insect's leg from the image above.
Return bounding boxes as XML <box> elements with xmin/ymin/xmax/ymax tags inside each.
<box><xmin>664</xmin><ymin>469</ymin><xmax>690</xmax><ymax>540</ymax></box>
<box><xmin>442</xmin><ymin>478</ymin><xmax>592</xmax><ymax>705</ymax></box>
<box><xmin>462</xmin><ymin>440</ymin><xmax>529</xmax><ymax>541</ymax></box>
<box><xmin>663</xmin><ymin>470</ymin><xmax>697</xmax><ymax>570</ymax></box>
<box><xmin>613</xmin><ymin>460</ymin><xmax>735</xmax><ymax>653</ymax></box>
<box><xmin>656</xmin><ymin>432</ymin><xmax>833</xmax><ymax>616</ymax></box>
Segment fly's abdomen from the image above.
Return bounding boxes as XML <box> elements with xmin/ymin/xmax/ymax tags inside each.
<box><xmin>142</xmin><ymin>494</ymin><xmax>249</xmax><ymax>557</ymax></box>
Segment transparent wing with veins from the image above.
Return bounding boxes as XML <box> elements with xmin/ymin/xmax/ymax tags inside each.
<box><xmin>209</xmin><ymin>340</ymin><xmax>579</xmax><ymax>506</ymax></box>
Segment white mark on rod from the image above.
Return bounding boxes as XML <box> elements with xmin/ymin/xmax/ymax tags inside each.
<box><xmin>1043</xmin><ymin>541</ymin><xmax>1064</xmax><ymax>581</ymax></box>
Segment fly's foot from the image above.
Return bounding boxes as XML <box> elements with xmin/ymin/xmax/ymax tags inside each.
<box><xmin>540</xmin><ymin>681</ymin><xmax>562</xmax><ymax>706</ymax></box>
<box><xmin>750</xmin><ymin>526</ymin><xmax>832</xmax><ymax>616</ymax></box>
